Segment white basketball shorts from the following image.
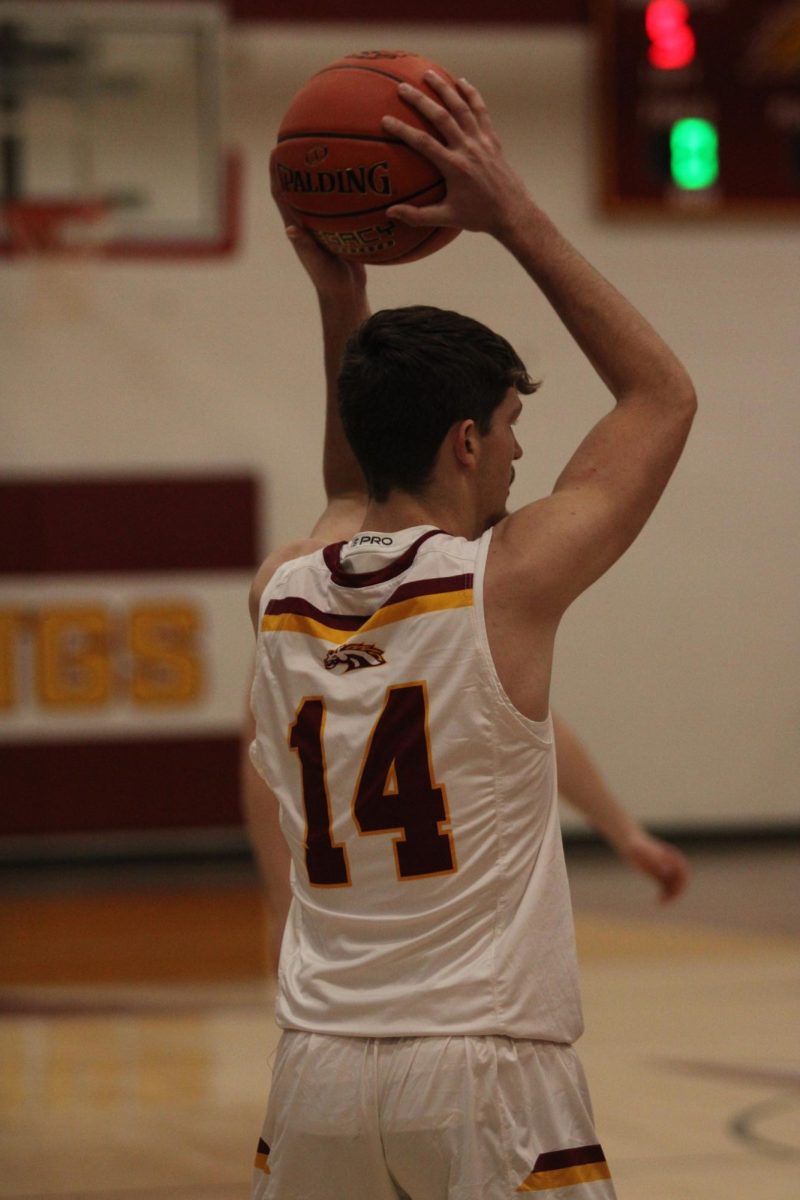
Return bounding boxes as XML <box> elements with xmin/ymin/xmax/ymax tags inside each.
<box><xmin>251</xmin><ymin>1031</ymin><xmax>617</xmax><ymax>1200</ymax></box>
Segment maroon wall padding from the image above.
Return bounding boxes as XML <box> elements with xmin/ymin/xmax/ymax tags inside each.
<box><xmin>229</xmin><ymin>0</ymin><xmax>588</xmax><ymax>21</ymax></box>
<box><xmin>227</xmin><ymin>0</ymin><xmax>592</xmax><ymax>20</ymax></box>
<box><xmin>0</xmin><ymin>475</ymin><xmax>258</xmax><ymax>575</ymax></box>
<box><xmin>54</xmin><ymin>1</ymin><xmax>589</xmax><ymax>24</ymax></box>
<box><xmin>1</xmin><ymin>474</ymin><xmax>259</xmax><ymax>845</ymax></box>
<box><xmin>2</xmin><ymin>737</ymin><xmax>242</xmax><ymax>836</ymax></box>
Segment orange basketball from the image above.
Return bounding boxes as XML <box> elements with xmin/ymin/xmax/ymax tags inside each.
<box><xmin>271</xmin><ymin>50</ymin><xmax>461</xmax><ymax>266</ymax></box>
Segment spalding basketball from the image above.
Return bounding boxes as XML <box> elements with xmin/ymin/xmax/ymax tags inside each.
<box><xmin>271</xmin><ymin>50</ymin><xmax>462</xmax><ymax>266</ymax></box>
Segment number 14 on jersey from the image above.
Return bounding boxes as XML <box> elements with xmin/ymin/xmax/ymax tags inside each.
<box><xmin>289</xmin><ymin>682</ymin><xmax>458</xmax><ymax>887</ymax></box>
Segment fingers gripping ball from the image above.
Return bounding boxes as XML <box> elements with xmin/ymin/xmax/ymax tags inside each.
<box><xmin>272</xmin><ymin>51</ymin><xmax>462</xmax><ymax>265</ymax></box>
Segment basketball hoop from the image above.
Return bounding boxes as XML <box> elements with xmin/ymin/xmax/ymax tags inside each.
<box><xmin>1</xmin><ymin>199</ymin><xmax>114</xmax><ymax>322</ymax></box>
<box><xmin>1</xmin><ymin>199</ymin><xmax>113</xmax><ymax>255</ymax></box>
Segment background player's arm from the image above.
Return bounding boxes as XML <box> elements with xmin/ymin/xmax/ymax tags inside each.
<box><xmin>385</xmin><ymin>75</ymin><xmax>697</xmax><ymax>613</ymax></box>
<box><xmin>553</xmin><ymin>713</ymin><xmax>689</xmax><ymax>903</ymax></box>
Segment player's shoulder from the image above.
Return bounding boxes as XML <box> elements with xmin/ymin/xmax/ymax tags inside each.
<box><xmin>484</xmin><ymin>497</ymin><xmax>573</xmax><ymax>615</ymax></box>
<box><xmin>487</xmin><ymin>498</ymin><xmax>553</xmax><ymax>565</ymax></box>
<box><xmin>248</xmin><ymin>537</ymin><xmax>329</xmax><ymax>629</ymax></box>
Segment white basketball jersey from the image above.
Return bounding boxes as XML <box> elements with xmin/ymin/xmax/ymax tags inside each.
<box><xmin>250</xmin><ymin>526</ymin><xmax>583</xmax><ymax>1042</ymax></box>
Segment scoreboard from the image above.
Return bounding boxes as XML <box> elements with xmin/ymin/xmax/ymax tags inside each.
<box><xmin>597</xmin><ymin>0</ymin><xmax>800</xmax><ymax>215</ymax></box>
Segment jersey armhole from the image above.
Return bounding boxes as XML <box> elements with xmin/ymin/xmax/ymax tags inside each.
<box><xmin>472</xmin><ymin>527</ymin><xmax>553</xmax><ymax>747</ymax></box>
<box><xmin>256</xmin><ymin>542</ymin><xmax>335</xmax><ymax>627</ymax></box>
<box><xmin>256</xmin><ymin>575</ymin><xmax>276</xmax><ymax>627</ymax></box>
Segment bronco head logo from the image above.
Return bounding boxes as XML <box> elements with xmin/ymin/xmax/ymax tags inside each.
<box><xmin>324</xmin><ymin>642</ymin><xmax>387</xmax><ymax>673</ymax></box>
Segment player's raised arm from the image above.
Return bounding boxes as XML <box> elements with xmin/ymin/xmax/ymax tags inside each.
<box><xmin>270</xmin><ymin>171</ymin><xmax>371</xmax><ymax>544</ymax></box>
<box><xmin>385</xmin><ymin>74</ymin><xmax>697</xmax><ymax>614</ymax></box>
<box><xmin>248</xmin><ymin>179</ymin><xmax>373</xmax><ymax>632</ymax></box>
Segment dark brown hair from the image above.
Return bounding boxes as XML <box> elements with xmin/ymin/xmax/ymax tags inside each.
<box><xmin>338</xmin><ymin>305</ymin><xmax>538</xmax><ymax>502</ymax></box>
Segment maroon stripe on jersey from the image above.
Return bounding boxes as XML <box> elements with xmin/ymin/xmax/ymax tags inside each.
<box><xmin>323</xmin><ymin>529</ymin><xmax>446</xmax><ymax>588</ymax></box>
<box><xmin>265</xmin><ymin>596</ymin><xmax>367</xmax><ymax>630</ymax></box>
<box><xmin>533</xmin><ymin>1145</ymin><xmax>607</xmax><ymax>1173</ymax></box>
<box><xmin>0</xmin><ymin>737</ymin><xmax>241</xmax><ymax>836</ymax></box>
<box><xmin>265</xmin><ymin>575</ymin><xmax>473</xmax><ymax>631</ymax></box>
<box><xmin>383</xmin><ymin>573</ymin><xmax>473</xmax><ymax>607</ymax></box>
<box><xmin>0</xmin><ymin>476</ymin><xmax>258</xmax><ymax>574</ymax></box>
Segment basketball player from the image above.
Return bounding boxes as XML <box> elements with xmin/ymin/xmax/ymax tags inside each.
<box><xmin>248</xmin><ymin>74</ymin><xmax>696</xmax><ymax>1199</ymax></box>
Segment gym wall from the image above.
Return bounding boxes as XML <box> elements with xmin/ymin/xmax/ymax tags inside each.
<box><xmin>2</xmin><ymin>22</ymin><xmax>797</xmax><ymax>851</ymax></box>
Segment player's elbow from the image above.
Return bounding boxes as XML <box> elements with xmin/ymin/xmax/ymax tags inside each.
<box><xmin>675</xmin><ymin>374</ymin><xmax>698</xmax><ymax>422</ymax></box>
<box><xmin>639</xmin><ymin>353</ymin><xmax>697</xmax><ymax>418</ymax></box>
<box><xmin>662</xmin><ymin>359</ymin><xmax>698</xmax><ymax>422</ymax></box>
<box><xmin>660</xmin><ymin>381</ymin><xmax>697</xmax><ymax>462</ymax></box>
<box><xmin>673</xmin><ymin>379</ymin><xmax>698</xmax><ymax>447</ymax></box>
<box><xmin>639</xmin><ymin>370</ymin><xmax>697</xmax><ymax>443</ymax></box>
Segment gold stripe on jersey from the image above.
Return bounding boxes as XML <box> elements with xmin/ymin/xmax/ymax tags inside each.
<box><xmin>516</xmin><ymin>1161</ymin><xmax>612</xmax><ymax>1191</ymax></box>
<box><xmin>261</xmin><ymin>587</ymin><xmax>473</xmax><ymax>645</ymax></box>
<box><xmin>261</xmin><ymin>611</ymin><xmax>354</xmax><ymax>642</ymax></box>
<box><xmin>362</xmin><ymin>588</ymin><xmax>473</xmax><ymax>633</ymax></box>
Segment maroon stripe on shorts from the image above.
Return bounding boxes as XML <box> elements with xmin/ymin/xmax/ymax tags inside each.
<box><xmin>0</xmin><ymin>476</ymin><xmax>259</xmax><ymax>575</ymax></box>
<box><xmin>533</xmin><ymin>1144</ymin><xmax>607</xmax><ymax>1173</ymax></box>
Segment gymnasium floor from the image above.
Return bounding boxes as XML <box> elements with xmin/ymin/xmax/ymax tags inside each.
<box><xmin>1</xmin><ymin>840</ymin><xmax>798</xmax><ymax>1200</ymax></box>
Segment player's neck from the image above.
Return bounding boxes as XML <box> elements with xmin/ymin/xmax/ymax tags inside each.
<box><xmin>360</xmin><ymin>490</ymin><xmax>478</xmax><ymax>540</ymax></box>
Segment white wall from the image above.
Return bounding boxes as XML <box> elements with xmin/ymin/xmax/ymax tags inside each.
<box><xmin>3</xmin><ymin>23</ymin><xmax>798</xmax><ymax>830</ymax></box>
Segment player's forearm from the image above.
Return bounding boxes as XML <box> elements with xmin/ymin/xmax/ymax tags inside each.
<box><xmin>319</xmin><ymin>290</ymin><xmax>371</xmax><ymax>500</ymax></box>
<box><xmin>498</xmin><ymin>203</ymin><xmax>696</xmax><ymax>413</ymax></box>
<box><xmin>553</xmin><ymin>713</ymin><xmax>640</xmax><ymax>851</ymax></box>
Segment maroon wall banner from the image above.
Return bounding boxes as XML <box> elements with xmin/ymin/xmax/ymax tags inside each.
<box><xmin>226</xmin><ymin>1</ymin><xmax>588</xmax><ymax>22</ymax></box>
<box><xmin>0</xmin><ymin>475</ymin><xmax>260</xmax><ymax>852</ymax></box>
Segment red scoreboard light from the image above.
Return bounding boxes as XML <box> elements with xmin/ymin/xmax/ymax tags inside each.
<box><xmin>597</xmin><ymin>0</ymin><xmax>800</xmax><ymax>216</ymax></box>
<box><xmin>646</xmin><ymin>0</ymin><xmax>697</xmax><ymax>71</ymax></box>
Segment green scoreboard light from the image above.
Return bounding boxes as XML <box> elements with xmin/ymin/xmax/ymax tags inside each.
<box><xmin>597</xmin><ymin>0</ymin><xmax>800</xmax><ymax>215</ymax></box>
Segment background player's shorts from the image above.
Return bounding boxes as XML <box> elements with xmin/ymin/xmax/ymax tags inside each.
<box><xmin>251</xmin><ymin>1031</ymin><xmax>617</xmax><ymax>1200</ymax></box>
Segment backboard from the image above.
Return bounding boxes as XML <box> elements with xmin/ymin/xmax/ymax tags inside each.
<box><xmin>0</xmin><ymin>0</ymin><xmax>238</xmax><ymax>256</ymax></box>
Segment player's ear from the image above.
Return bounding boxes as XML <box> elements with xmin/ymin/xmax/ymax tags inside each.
<box><xmin>453</xmin><ymin>419</ymin><xmax>478</xmax><ymax>468</ymax></box>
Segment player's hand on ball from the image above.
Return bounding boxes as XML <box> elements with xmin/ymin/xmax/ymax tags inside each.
<box><xmin>382</xmin><ymin>72</ymin><xmax>531</xmax><ymax>240</ymax></box>
<box><xmin>284</xmin><ymin>222</ymin><xmax>368</xmax><ymax>300</ymax></box>
<box><xmin>270</xmin><ymin>161</ymin><xmax>367</xmax><ymax>299</ymax></box>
